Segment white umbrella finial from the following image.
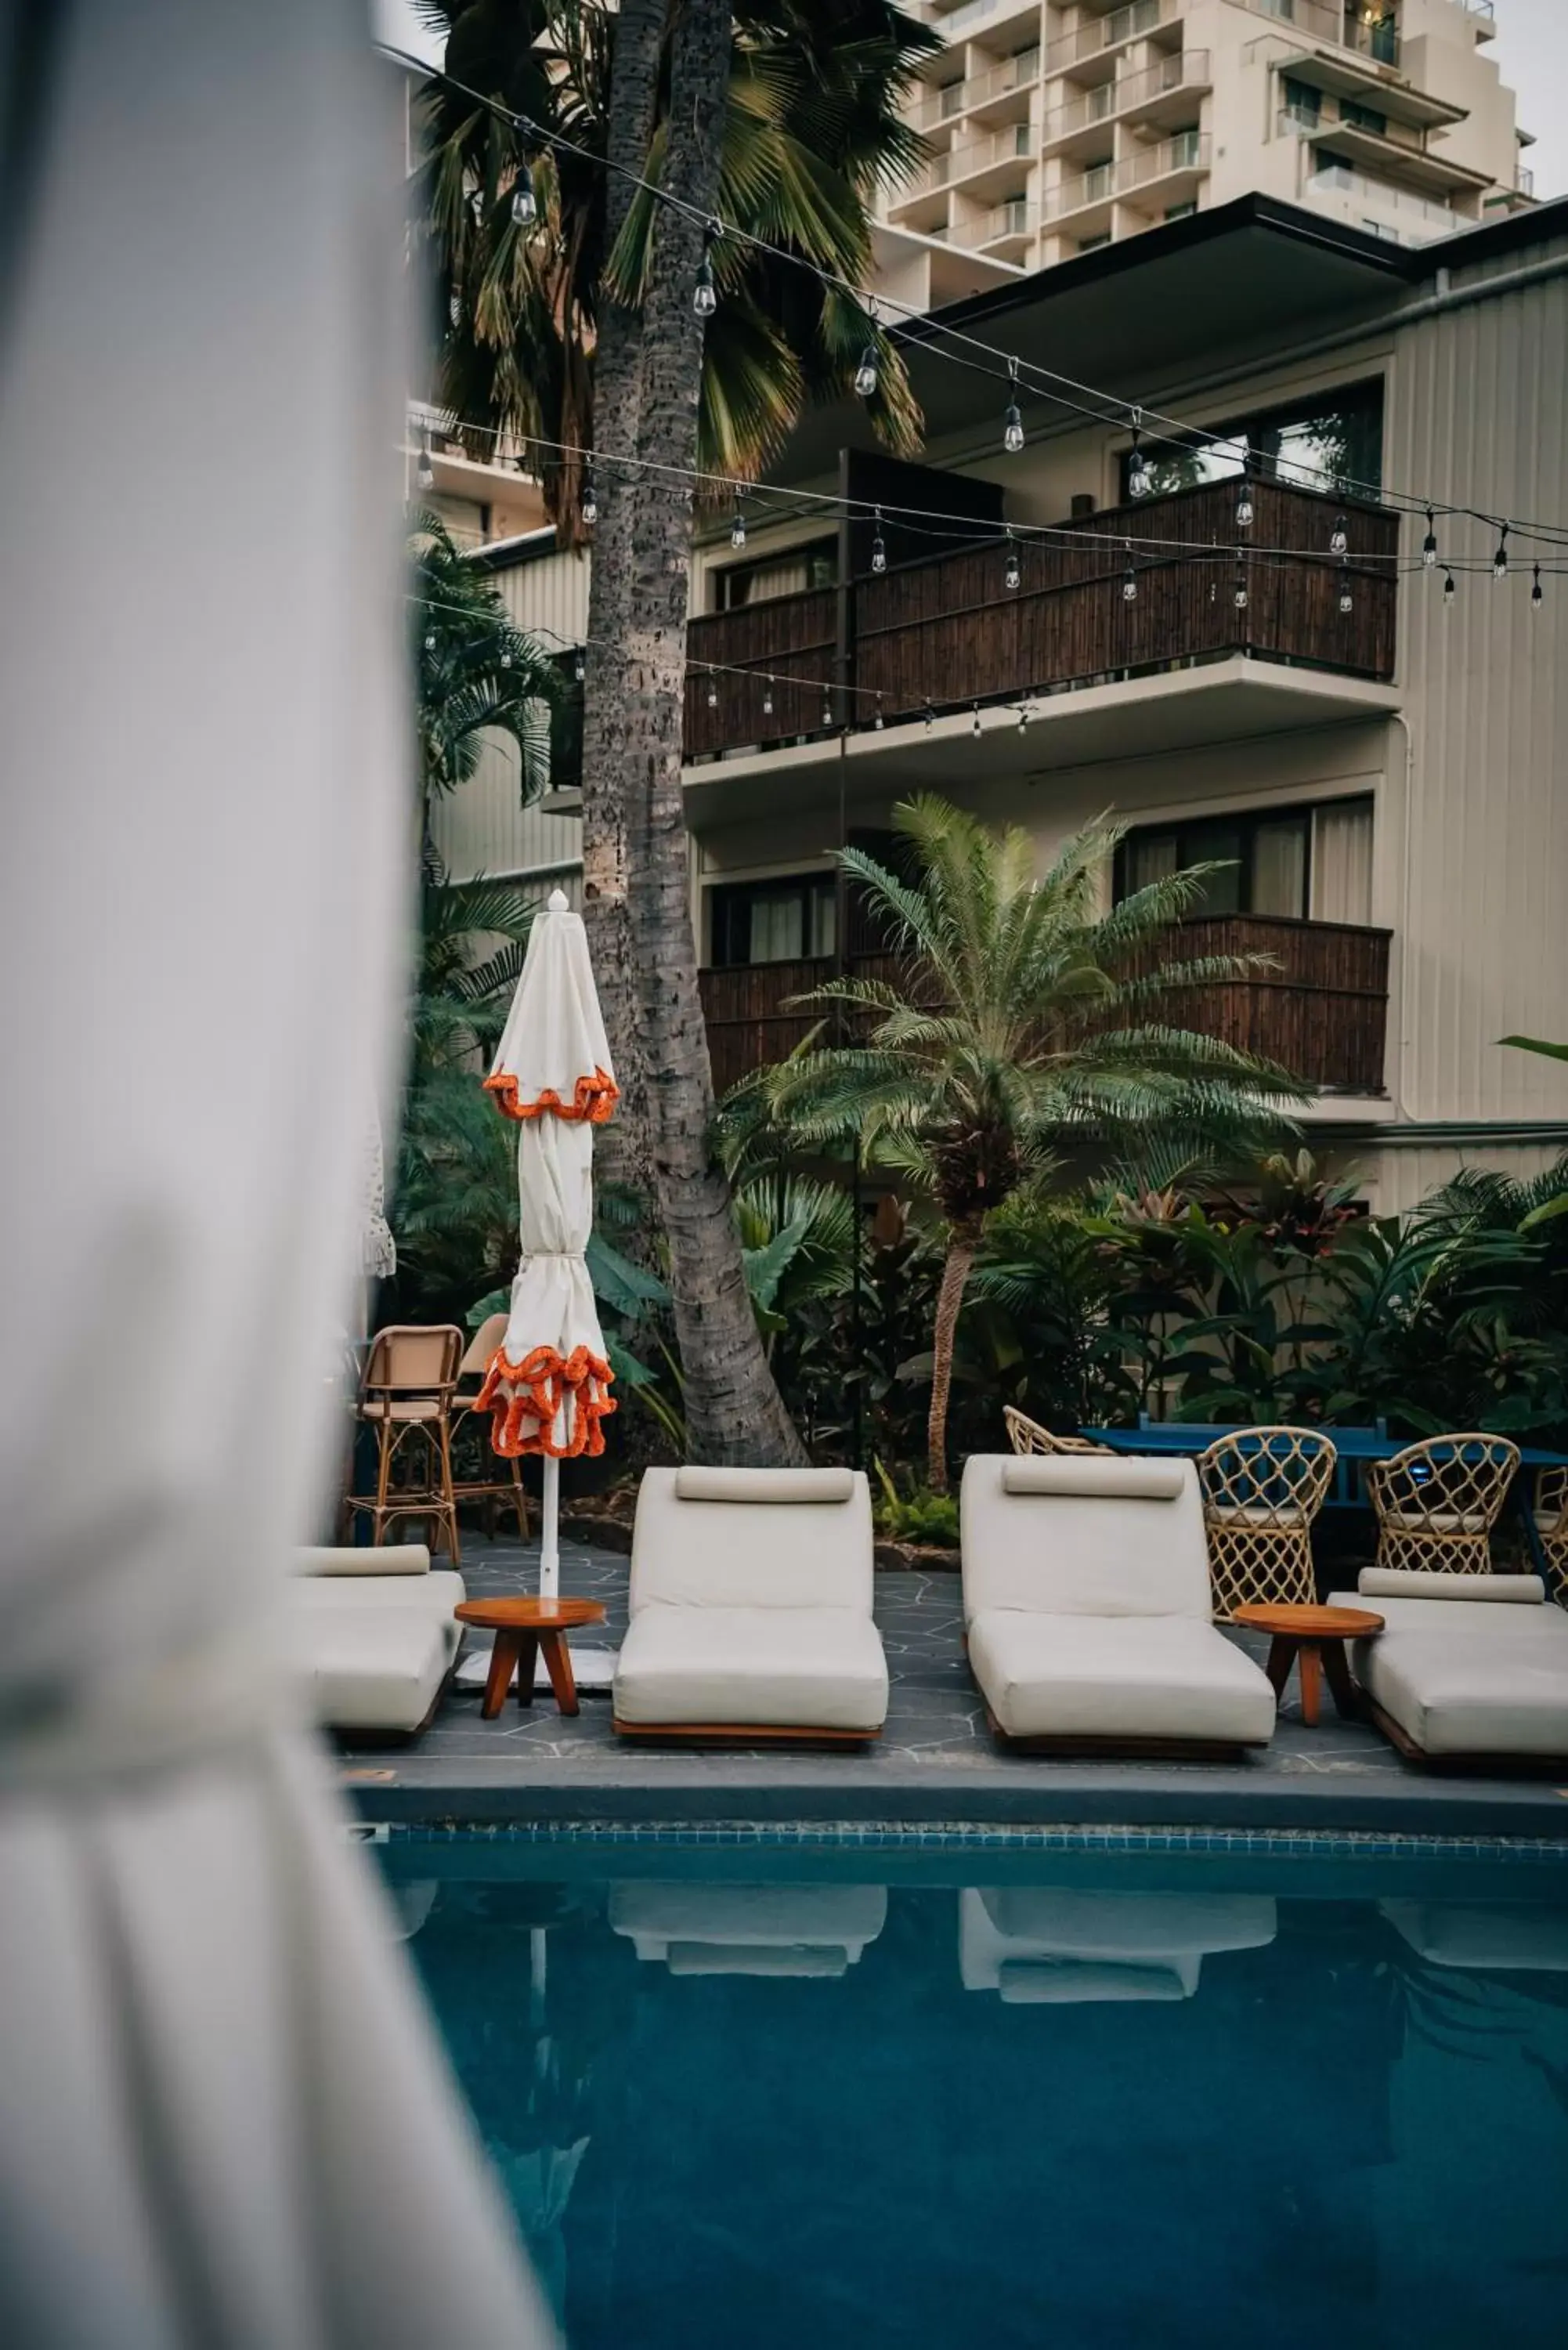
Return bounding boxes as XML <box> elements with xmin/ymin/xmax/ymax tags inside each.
<box><xmin>547</xmin><ymin>888</ymin><xmax>569</xmax><ymax>910</ymax></box>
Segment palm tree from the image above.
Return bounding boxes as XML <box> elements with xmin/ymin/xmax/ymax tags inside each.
<box><xmin>761</xmin><ymin>796</ymin><xmax>1306</xmax><ymax>1490</ymax></box>
<box><xmin>410</xmin><ymin>507</ymin><xmax>558</xmax><ymax>846</ymax></box>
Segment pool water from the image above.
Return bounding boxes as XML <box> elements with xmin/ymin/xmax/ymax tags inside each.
<box><xmin>382</xmin><ymin>1841</ymin><xmax>1568</xmax><ymax>2350</ymax></box>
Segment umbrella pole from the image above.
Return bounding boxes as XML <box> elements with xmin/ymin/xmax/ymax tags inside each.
<box><xmin>540</xmin><ymin>1454</ymin><xmax>560</xmax><ymax>1600</ymax></box>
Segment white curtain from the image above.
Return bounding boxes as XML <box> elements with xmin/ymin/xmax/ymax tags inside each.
<box><xmin>1311</xmin><ymin>797</ymin><xmax>1375</xmax><ymax>925</ymax></box>
<box><xmin>0</xmin><ymin>5</ymin><xmax>551</xmax><ymax>2344</ymax></box>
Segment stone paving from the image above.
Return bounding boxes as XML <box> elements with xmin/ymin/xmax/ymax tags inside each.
<box><xmin>338</xmin><ymin>1535</ymin><xmax>1568</xmax><ymax>1836</ymax></box>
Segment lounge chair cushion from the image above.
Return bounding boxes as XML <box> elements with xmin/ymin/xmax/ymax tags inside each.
<box><xmin>959</xmin><ymin>1887</ymin><xmax>1275</xmax><ymax>2003</ymax></box>
<box><xmin>1381</xmin><ymin>1900</ymin><xmax>1568</xmax><ymax>1973</ymax></box>
<box><xmin>612</xmin><ymin>1603</ymin><xmax>888</xmax><ymax>1731</ymax></box>
<box><xmin>609</xmin><ymin>1882</ymin><xmax>886</xmax><ymax>1976</ymax></box>
<box><xmin>967</xmin><ymin>1609</ymin><xmax>1276</xmax><ymax>1744</ymax></box>
<box><xmin>961</xmin><ymin>1453</ymin><xmax>1213</xmax><ymax>1622</ymax></box>
<box><xmin>288</xmin><ymin>1568</ymin><xmax>465</xmax><ymax>1732</ymax></box>
<box><xmin>1329</xmin><ymin>1584</ymin><xmax>1568</xmax><ymax>1756</ymax></box>
<box><xmin>1000</xmin><ymin>1456</ymin><xmax>1186</xmax><ymax>1502</ymax></box>
<box><xmin>672</xmin><ymin>1466</ymin><xmax>856</xmax><ymax>1505</ymax></box>
<box><xmin>1358</xmin><ymin>1568</ymin><xmax>1544</xmax><ymax>1604</ymax></box>
<box><xmin>294</xmin><ymin>1543</ymin><xmax>433</xmax><ymax>1578</ymax></box>
<box><xmin>630</xmin><ymin>1466</ymin><xmax>874</xmax><ymax>1611</ymax></box>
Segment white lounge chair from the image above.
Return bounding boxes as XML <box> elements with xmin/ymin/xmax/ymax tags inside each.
<box><xmin>1380</xmin><ymin>1899</ymin><xmax>1568</xmax><ymax>1976</ymax></box>
<box><xmin>959</xmin><ymin>1453</ymin><xmax>1277</xmax><ymax>1754</ymax></box>
<box><xmin>959</xmin><ymin>1886</ymin><xmax>1277</xmax><ymax>2004</ymax></box>
<box><xmin>609</xmin><ymin>1882</ymin><xmax>887</xmax><ymax>1977</ymax></box>
<box><xmin>612</xmin><ymin>1466</ymin><xmax>888</xmax><ymax>1741</ymax></box>
<box><xmin>1328</xmin><ymin>1567</ymin><xmax>1568</xmax><ymax>1769</ymax></box>
<box><xmin>290</xmin><ymin>1542</ymin><xmax>465</xmax><ymax>1736</ymax></box>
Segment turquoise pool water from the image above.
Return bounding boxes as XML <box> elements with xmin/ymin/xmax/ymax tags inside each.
<box><xmin>381</xmin><ymin>1838</ymin><xmax>1568</xmax><ymax>2348</ymax></box>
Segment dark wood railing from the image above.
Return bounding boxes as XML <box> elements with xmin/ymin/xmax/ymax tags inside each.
<box><xmin>685</xmin><ymin>477</ymin><xmax>1399</xmax><ymax>758</ymax></box>
<box><xmin>699</xmin><ymin>916</ymin><xmax>1391</xmax><ymax>1099</ymax></box>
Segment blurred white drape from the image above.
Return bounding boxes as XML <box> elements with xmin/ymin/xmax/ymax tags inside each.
<box><xmin>0</xmin><ymin>3</ymin><xmax>552</xmax><ymax>2342</ymax></box>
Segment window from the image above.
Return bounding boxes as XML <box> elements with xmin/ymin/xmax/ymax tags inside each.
<box><xmin>1281</xmin><ymin>74</ymin><xmax>1321</xmax><ymax>128</ymax></box>
<box><xmin>1115</xmin><ymin>797</ymin><xmax>1374</xmax><ymax>924</ymax></box>
<box><xmin>548</xmin><ymin>649</ymin><xmax>584</xmax><ymax>794</ymax></box>
<box><xmin>709</xmin><ymin>875</ymin><xmax>837</xmax><ymax>967</ymax></box>
<box><xmin>714</xmin><ymin>537</ymin><xmax>836</xmax><ymax>613</ymax></box>
<box><xmin>1164</xmin><ymin>201</ymin><xmax>1198</xmax><ymax>221</ymax></box>
<box><xmin>1118</xmin><ymin>378</ymin><xmax>1384</xmax><ymax>502</ymax></box>
<box><xmin>1342</xmin><ymin>99</ymin><xmax>1388</xmax><ymax>136</ymax></box>
<box><xmin>1078</xmin><ymin>233</ymin><xmax>1112</xmax><ymax>251</ymax></box>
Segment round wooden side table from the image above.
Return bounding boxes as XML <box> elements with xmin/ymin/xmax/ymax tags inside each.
<box><xmin>454</xmin><ymin>1596</ymin><xmax>608</xmax><ymax>1719</ymax></box>
<box><xmin>1232</xmin><ymin>1603</ymin><xmax>1385</xmax><ymax>1729</ymax></box>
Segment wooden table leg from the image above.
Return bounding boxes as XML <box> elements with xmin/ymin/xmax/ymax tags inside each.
<box><xmin>482</xmin><ymin>1632</ymin><xmax>518</xmax><ymax>1720</ymax></box>
<box><xmin>1321</xmin><ymin>1637</ymin><xmax>1358</xmax><ymax>1721</ymax></box>
<box><xmin>540</xmin><ymin>1631</ymin><xmax>580</xmax><ymax>1716</ymax></box>
<box><xmin>1297</xmin><ymin>1640</ymin><xmax>1323</xmax><ymax>1729</ymax></box>
<box><xmin>515</xmin><ymin>1633</ymin><xmax>539</xmax><ymax>1708</ymax></box>
<box><xmin>1263</xmin><ymin>1636</ymin><xmax>1296</xmax><ymax>1701</ymax></box>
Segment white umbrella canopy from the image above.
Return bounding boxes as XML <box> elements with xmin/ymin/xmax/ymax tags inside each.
<box><xmin>0</xmin><ymin>5</ymin><xmax>551</xmax><ymax>2344</ymax></box>
<box><xmin>476</xmin><ymin>894</ymin><xmax>618</xmax><ymax>1595</ymax></box>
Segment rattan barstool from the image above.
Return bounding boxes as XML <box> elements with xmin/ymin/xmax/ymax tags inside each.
<box><xmin>1003</xmin><ymin>1406</ymin><xmax>1114</xmax><ymax>1458</ymax></box>
<box><xmin>1364</xmin><ymin>1433</ymin><xmax>1520</xmax><ymax>1577</ymax></box>
<box><xmin>347</xmin><ymin>1323</ymin><xmax>464</xmax><ymax>1562</ymax></box>
<box><xmin>1196</xmin><ymin>1426</ymin><xmax>1338</xmax><ymax>1618</ymax></box>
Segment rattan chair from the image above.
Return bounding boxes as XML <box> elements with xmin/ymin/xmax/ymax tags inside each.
<box><xmin>1532</xmin><ymin>1466</ymin><xmax>1568</xmax><ymax>1604</ymax></box>
<box><xmin>450</xmin><ymin>1311</ymin><xmax>530</xmax><ymax>1542</ymax></box>
<box><xmin>1196</xmin><ymin>1426</ymin><xmax>1338</xmax><ymax>1618</ymax></box>
<box><xmin>1003</xmin><ymin>1406</ymin><xmax>1114</xmax><ymax>1458</ymax></box>
<box><xmin>1365</xmin><ymin>1434</ymin><xmax>1521</xmax><ymax>1578</ymax></box>
<box><xmin>347</xmin><ymin>1323</ymin><xmax>464</xmax><ymax>1562</ymax></box>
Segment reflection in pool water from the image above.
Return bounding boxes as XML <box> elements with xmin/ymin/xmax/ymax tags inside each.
<box><xmin>385</xmin><ymin>1851</ymin><xmax>1568</xmax><ymax>2350</ymax></box>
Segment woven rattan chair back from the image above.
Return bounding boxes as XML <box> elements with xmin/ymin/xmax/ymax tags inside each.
<box><xmin>349</xmin><ymin>1323</ymin><xmax>464</xmax><ymax>1560</ymax></box>
<box><xmin>1364</xmin><ymin>1434</ymin><xmax>1520</xmax><ymax>1577</ymax></box>
<box><xmin>1536</xmin><ymin>1466</ymin><xmax>1568</xmax><ymax>1605</ymax></box>
<box><xmin>1003</xmin><ymin>1406</ymin><xmax>1114</xmax><ymax>1458</ymax></box>
<box><xmin>1196</xmin><ymin>1426</ymin><xmax>1338</xmax><ymax>1617</ymax></box>
<box><xmin>451</xmin><ymin>1313</ymin><xmax>530</xmax><ymax>1542</ymax></box>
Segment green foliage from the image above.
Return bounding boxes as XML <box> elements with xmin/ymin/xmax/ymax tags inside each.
<box><xmin>872</xmin><ymin>1462</ymin><xmax>959</xmax><ymax>1549</ymax></box>
<box><xmin>414</xmin><ymin>0</ymin><xmax>938</xmax><ymax>513</ymax></box>
<box><xmin>410</xmin><ymin>508</ymin><xmax>558</xmax><ymax>820</ymax></box>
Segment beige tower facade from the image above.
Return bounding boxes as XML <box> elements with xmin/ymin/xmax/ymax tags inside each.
<box><xmin>881</xmin><ymin>0</ymin><xmax>1535</xmax><ymax>309</ymax></box>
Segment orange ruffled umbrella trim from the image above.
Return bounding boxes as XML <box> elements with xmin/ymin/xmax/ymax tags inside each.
<box><xmin>475</xmin><ymin>1343</ymin><xmax>616</xmax><ymax>1461</ymax></box>
<box><xmin>482</xmin><ymin>1067</ymin><xmax>620</xmax><ymax>1125</ymax></box>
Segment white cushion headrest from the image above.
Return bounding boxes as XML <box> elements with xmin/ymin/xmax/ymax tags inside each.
<box><xmin>293</xmin><ymin>1542</ymin><xmax>432</xmax><ymax>1577</ymax></box>
<box><xmin>1358</xmin><ymin>1567</ymin><xmax>1544</xmax><ymax>1605</ymax></box>
<box><xmin>1000</xmin><ymin>1456</ymin><xmax>1186</xmax><ymax>1502</ymax></box>
<box><xmin>672</xmin><ymin>1466</ymin><xmax>856</xmax><ymax>1505</ymax></box>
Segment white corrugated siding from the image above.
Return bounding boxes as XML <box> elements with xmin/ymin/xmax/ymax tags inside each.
<box><xmin>1387</xmin><ymin>237</ymin><xmax>1568</xmax><ymax>1129</ymax></box>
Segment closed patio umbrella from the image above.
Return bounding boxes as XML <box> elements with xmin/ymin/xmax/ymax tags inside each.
<box><xmin>476</xmin><ymin>891</ymin><xmax>618</xmax><ymax>1600</ymax></box>
<box><xmin>0</xmin><ymin>4</ymin><xmax>551</xmax><ymax>2342</ymax></box>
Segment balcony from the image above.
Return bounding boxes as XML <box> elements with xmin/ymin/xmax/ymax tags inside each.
<box><xmin>1046</xmin><ymin>0</ymin><xmax>1184</xmax><ymax>78</ymax></box>
<box><xmin>1046</xmin><ymin>131</ymin><xmax>1209</xmax><ymax>220</ymax></box>
<box><xmin>1306</xmin><ymin>160</ymin><xmax>1459</xmax><ymax>240</ymax></box>
<box><xmin>1042</xmin><ymin>52</ymin><xmax>1211</xmax><ymax>153</ymax></box>
<box><xmin>1242</xmin><ymin>0</ymin><xmax>1400</xmax><ymax>69</ymax></box>
<box><xmin>699</xmin><ymin>917</ymin><xmax>1391</xmax><ymax>1096</ymax></box>
<box><xmin>900</xmin><ymin>121</ymin><xmax>1037</xmax><ymax>201</ymax></box>
<box><xmin>949</xmin><ymin>195</ymin><xmax>1039</xmax><ymax>252</ymax></box>
<box><xmin>684</xmin><ymin>476</ymin><xmax>1400</xmax><ymax>762</ymax></box>
<box><xmin>912</xmin><ymin>49</ymin><xmax>1039</xmax><ymax>132</ymax></box>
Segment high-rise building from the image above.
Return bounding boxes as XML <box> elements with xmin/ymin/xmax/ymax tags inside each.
<box><xmin>875</xmin><ymin>0</ymin><xmax>1535</xmax><ymax>312</ymax></box>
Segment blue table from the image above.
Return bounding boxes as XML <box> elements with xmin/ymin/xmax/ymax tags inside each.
<box><xmin>1082</xmin><ymin>1423</ymin><xmax>1568</xmax><ymax>1582</ymax></box>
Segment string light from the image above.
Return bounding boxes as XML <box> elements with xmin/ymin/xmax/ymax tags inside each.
<box><xmin>423</xmin><ymin>629</ymin><xmax>436</xmax><ymax>651</ymax></box>
<box><xmin>1443</xmin><ymin>566</ymin><xmax>1457</xmax><ymax>606</ymax></box>
<box><xmin>1235</xmin><ymin>474</ymin><xmax>1254</xmax><ymax>531</ymax></box>
<box><xmin>1003</xmin><ymin>360</ymin><xmax>1024</xmax><ymax>457</ymax></box>
<box><xmin>511</xmin><ymin>160</ymin><xmax>537</xmax><ymax>227</ymax></box>
<box><xmin>1128</xmin><ymin>410</ymin><xmax>1148</xmax><ymax>501</ymax></box>
<box><xmin>822</xmin><ymin>689</ymin><xmax>834</xmax><ymax>728</ymax></box>
<box><xmin>1005</xmin><ymin>530</ymin><xmax>1021</xmax><ymax>592</ymax></box>
<box><xmin>1422</xmin><ymin>509</ymin><xmax>1439</xmax><ymax>569</ymax></box>
<box><xmin>971</xmin><ymin>701</ymin><xmax>982</xmax><ymax>736</ymax></box>
<box><xmin>1122</xmin><ymin>544</ymin><xmax>1137</xmax><ymax>604</ymax></box>
<box><xmin>1330</xmin><ymin>514</ymin><xmax>1349</xmax><ymax>556</ymax></box>
<box><xmin>1494</xmin><ymin>522</ymin><xmax>1510</xmax><ymax>580</ymax></box>
<box><xmin>871</xmin><ymin>506</ymin><xmax>887</xmax><ymax>574</ymax></box>
<box><xmin>1017</xmin><ymin>700</ymin><xmax>1031</xmax><ymax>733</ymax></box>
<box><xmin>500</xmin><ymin>645</ymin><xmax>511</xmax><ymax>667</ymax></box>
<box><xmin>416</xmin><ymin>429</ymin><xmax>435</xmax><ymax>491</ymax></box>
<box><xmin>923</xmin><ymin>700</ymin><xmax>936</xmax><ymax>733</ymax></box>
<box><xmin>1338</xmin><ymin>559</ymin><xmax>1353</xmax><ymax>616</ymax></box>
<box><xmin>706</xmin><ymin>676</ymin><xmax>718</xmax><ymax>708</ymax></box>
<box><xmin>854</xmin><ymin>343</ymin><xmax>878</xmax><ymax>400</ymax></box>
<box><xmin>693</xmin><ymin>222</ymin><xmax>719</xmax><ymax>320</ymax></box>
<box><xmin>1234</xmin><ymin>561</ymin><xmax>1249</xmax><ymax>612</ymax></box>
<box><xmin>873</xmin><ymin>694</ymin><xmax>885</xmax><ymax>730</ymax></box>
<box><xmin>573</xmin><ymin>651</ymin><xmax>585</xmax><ymax>682</ymax></box>
<box><xmin>1532</xmin><ymin>562</ymin><xmax>1544</xmax><ymax>610</ymax></box>
<box><xmin>580</xmin><ymin>468</ymin><xmax>598</xmax><ymax>526</ymax></box>
<box><xmin>730</xmin><ymin>491</ymin><xmax>746</xmax><ymax>551</ymax></box>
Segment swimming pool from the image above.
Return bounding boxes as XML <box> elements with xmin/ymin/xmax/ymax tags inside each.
<box><xmin>379</xmin><ymin>1833</ymin><xmax>1568</xmax><ymax>2348</ymax></box>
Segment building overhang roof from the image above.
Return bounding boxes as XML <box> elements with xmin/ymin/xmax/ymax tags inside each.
<box><xmin>1270</xmin><ymin>45</ymin><xmax>1469</xmax><ymax>131</ymax></box>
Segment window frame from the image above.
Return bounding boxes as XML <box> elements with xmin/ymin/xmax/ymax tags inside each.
<box><xmin>1116</xmin><ymin>376</ymin><xmax>1385</xmax><ymax>504</ymax></box>
<box><xmin>1113</xmin><ymin>796</ymin><xmax>1374</xmax><ymax>925</ymax></box>
<box><xmin>706</xmin><ymin>872</ymin><xmax>839</xmax><ymax>969</ymax></box>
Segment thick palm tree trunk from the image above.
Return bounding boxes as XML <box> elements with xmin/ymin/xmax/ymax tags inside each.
<box><xmin>576</xmin><ymin>0</ymin><xmax>666</xmax><ymax>1197</ymax></box>
<box><xmin>618</xmin><ymin>0</ymin><xmax>805</xmax><ymax>1465</ymax></box>
<box><xmin>927</xmin><ymin>1234</ymin><xmax>976</xmax><ymax>1493</ymax></box>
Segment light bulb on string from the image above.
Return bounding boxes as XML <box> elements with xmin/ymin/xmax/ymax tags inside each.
<box><xmin>573</xmin><ymin>652</ymin><xmax>586</xmax><ymax>684</ymax></box>
<box><xmin>923</xmin><ymin>700</ymin><xmax>936</xmax><ymax>734</ymax></box>
<box><xmin>822</xmin><ymin>690</ymin><xmax>834</xmax><ymax>730</ymax></box>
<box><xmin>1234</xmin><ymin>562</ymin><xmax>1248</xmax><ymax>612</ymax></box>
<box><xmin>1494</xmin><ymin>522</ymin><xmax>1510</xmax><ymax>580</ymax></box>
<box><xmin>1443</xmin><ymin>566</ymin><xmax>1457</xmax><ymax>606</ymax></box>
<box><xmin>762</xmin><ymin>678</ymin><xmax>775</xmax><ymax>718</ymax></box>
<box><xmin>1122</xmin><ymin>543</ymin><xmax>1137</xmax><ymax>605</ymax></box>
<box><xmin>854</xmin><ymin>345</ymin><xmax>879</xmax><ymax>400</ymax></box>
<box><xmin>1532</xmin><ymin>562</ymin><xmax>1544</xmax><ymax>611</ymax></box>
<box><xmin>1003</xmin><ymin>360</ymin><xmax>1024</xmax><ymax>456</ymax></box>
<box><xmin>871</xmin><ymin>506</ymin><xmax>887</xmax><ymax>575</ymax></box>
<box><xmin>1338</xmin><ymin>559</ymin><xmax>1353</xmax><ymax>617</ymax></box>
<box><xmin>1330</xmin><ymin>514</ymin><xmax>1349</xmax><ymax>557</ymax></box>
<box><xmin>1127</xmin><ymin>409</ymin><xmax>1148</xmax><ymax>500</ymax></box>
<box><xmin>693</xmin><ymin>222</ymin><xmax>719</xmax><ymax>320</ymax></box>
<box><xmin>730</xmin><ymin>492</ymin><xmax>746</xmax><ymax>551</ymax></box>
<box><xmin>1235</xmin><ymin>475</ymin><xmax>1254</xmax><ymax>531</ymax></box>
<box><xmin>416</xmin><ymin>430</ymin><xmax>435</xmax><ymax>492</ymax></box>
<box><xmin>706</xmin><ymin>676</ymin><xmax>718</xmax><ymax>710</ymax></box>
<box><xmin>1422</xmin><ymin>508</ymin><xmax>1439</xmax><ymax>570</ymax></box>
<box><xmin>511</xmin><ymin>161</ymin><xmax>537</xmax><ymax>227</ymax></box>
<box><xmin>1005</xmin><ymin>530</ymin><xmax>1021</xmax><ymax>592</ymax></box>
<box><xmin>500</xmin><ymin>646</ymin><xmax>511</xmax><ymax>669</ymax></box>
<box><xmin>971</xmin><ymin>702</ymin><xmax>983</xmax><ymax>738</ymax></box>
<box><xmin>580</xmin><ymin>469</ymin><xmax>598</xmax><ymax>527</ymax></box>
<box><xmin>423</xmin><ymin>630</ymin><xmax>436</xmax><ymax>653</ymax></box>
<box><xmin>874</xmin><ymin>695</ymin><xmax>885</xmax><ymax>731</ymax></box>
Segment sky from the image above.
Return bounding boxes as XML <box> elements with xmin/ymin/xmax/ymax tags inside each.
<box><xmin>1488</xmin><ymin>0</ymin><xmax>1568</xmax><ymax>200</ymax></box>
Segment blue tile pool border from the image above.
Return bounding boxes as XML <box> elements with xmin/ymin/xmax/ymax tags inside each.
<box><xmin>349</xmin><ymin>1817</ymin><xmax>1568</xmax><ymax>1865</ymax></box>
